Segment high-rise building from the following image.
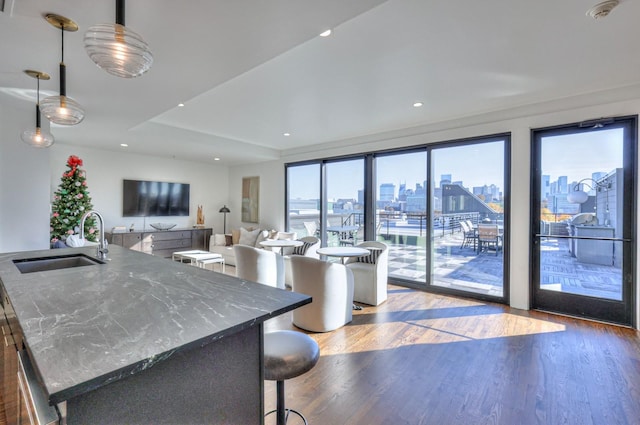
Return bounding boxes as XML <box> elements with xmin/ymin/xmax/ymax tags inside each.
<box><xmin>398</xmin><ymin>183</ymin><xmax>407</xmax><ymax>201</ymax></box>
<box><xmin>379</xmin><ymin>183</ymin><xmax>395</xmax><ymax>202</ymax></box>
<box><xmin>558</xmin><ymin>176</ymin><xmax>568</xmax><ymax>194</ymax></box>
<box><xmin>542</xmin><ymin>175</ymin><xmax>550</xmax><ymax>197</ymax></box>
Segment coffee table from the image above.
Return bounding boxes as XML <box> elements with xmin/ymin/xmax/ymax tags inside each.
<box><xmin>196</xmin><ymin>256</ymin><xmax>225</xmax><ymax>273</ymax></box>
<box><xmin>173</xmin><ymin>250</ymin><xmax>224</xmax><ymax>272</ymax></box>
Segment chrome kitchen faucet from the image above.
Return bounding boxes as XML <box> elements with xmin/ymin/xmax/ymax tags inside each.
<box><xmin>80</xmin><ymin>210</ymin><xmax>109</xmax><ymax>260</ymax></box>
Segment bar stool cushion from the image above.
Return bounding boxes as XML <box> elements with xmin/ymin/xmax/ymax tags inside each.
<box><xmin>264</xmin><ymin>331</ymin><xmax>320</xmax><ymax>381</ymax></box>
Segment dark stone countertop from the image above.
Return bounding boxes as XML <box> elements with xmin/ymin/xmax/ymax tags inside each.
<box><xmin>0</xmin><ymin>245</ymin><xmax>310</xmax><ymax>404</ymax></box>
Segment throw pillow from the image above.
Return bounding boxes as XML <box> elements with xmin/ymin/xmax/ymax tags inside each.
<box><xmin>254</xmin><ymin>230</ymin><xmax>270</xmax><ymax>247</ymax></box>
<box><xmin>213</xmin><ymin>234</ymin><xmax>226</xmax><ymax>246</ymax></box>
<box><xmin>225</xmin><ymin>235</ymin><xmax>233</xmax><ymax>246</ymax></box>
<box><xmin>239</xmin><ymin>227</ymin><xmax>261</xmax><ymax>246</ymax></box>
<box><xmin>231</xmin><ymin>229</ymin><xmax>241</xmax><ymax>245</ymax></box>
<box><xmin>293</xmin><ymin>241</ymin><xmax>313</xmax><ymax>256</ymax></box>
<box><xmin>277</xmin><ymin>231</ymin><xmax>296</xmax><ymax>240</ymax></box>
<box><xmin>356</xmin><ymin>248</ymin><xmax>383</xmax><ymax>264</ymax></box>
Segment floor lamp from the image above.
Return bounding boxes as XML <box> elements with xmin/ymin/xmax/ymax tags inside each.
<box><xmin>219</xmin><ymin>205</ymin><xmax>230</xmax><ymax>234</ymax></box>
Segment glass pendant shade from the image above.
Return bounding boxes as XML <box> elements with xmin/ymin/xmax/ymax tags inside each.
<box><xmin>43</xmin><ymin>14</ymin><xmax>85</xmax><ymax>125</ymax></box>
<box><xmin>40</xmin><ymin>94</ymin><xmax>85</xmax><ymax>125</ymax></box>
<box><xmin>84</xmin><ymin>23</ymin><xmax>153</xmax><ymax>78</ymax></box>
<box><xmin>21</xmin><ymin>126</ymin><xmax>54</xmax><ymax>148</ymax></box>
<box><xmin>21</xmin><ymin>70</ymin><xmax>54</xmax><ymax>148</ymax></box>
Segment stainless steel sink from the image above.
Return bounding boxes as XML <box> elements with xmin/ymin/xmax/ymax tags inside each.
<box><xmin>13</xmin><ymin>254</ymin><xmax>105</xmax><ymax>274</ymax></box>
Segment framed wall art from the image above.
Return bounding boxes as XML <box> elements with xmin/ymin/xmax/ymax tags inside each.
<box><xmin>241</xmin><ymin>176</ymin><xmax>259</xmax><ymax>223</ymax></box>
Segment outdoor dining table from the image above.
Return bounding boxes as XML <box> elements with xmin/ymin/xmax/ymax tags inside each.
<box><xmin>325</xmin><ymin>225</ymin><xmax>359</xmax><ymax>237</ymax></box>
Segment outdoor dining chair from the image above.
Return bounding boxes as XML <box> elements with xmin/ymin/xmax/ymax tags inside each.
<box><xmin>477</xmin><ymin>224</ymin><xmax>501</xmax><ymax>255</ymax></box>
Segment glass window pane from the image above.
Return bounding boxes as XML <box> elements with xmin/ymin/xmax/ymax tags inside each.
<box><xmin>430</xmin><ymin>141</ymin><xmax>506</xmax><ymax>298</ymax></box>
<box><xmin>287</xmin><ymin>164</ymin><xmax>320</xmax><ymax>238</ymax></box>
<box><xmin>325</xmin><ymin>159</ymin><xmax>364</xmax><ymax>247</ymax></box>
<box><xmin>539</xmin><ymin>129</ymin><xmax>623</xmax><ymax>301</ymax></box>
<box><xmin>375</xmin><ymin>152</ymin><xmax>427</xmax><ymax>282</ymax></box>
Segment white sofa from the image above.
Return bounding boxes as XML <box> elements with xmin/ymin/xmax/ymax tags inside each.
<box><xmin>208</xmin><ymin>228</ymin><xmax>295</xmax><ymax>267</ymax></box>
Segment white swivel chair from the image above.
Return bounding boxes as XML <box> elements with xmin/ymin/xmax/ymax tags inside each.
<box><xmin>290</xmin><ymin>256</ymin><xmax>354</xmax><ymax>332</ymax></box>
<box><xmin>283</xmin><ymin>236</ymin><xmax>320</xmax><ymax>288</ymax></box>
<box><xmin>345</xmin><ymin>241</ymin><xmax>389</xmax><ymax>306</ymax></box>
<box><xmin>234</xmin><ymin>245</ymin><xmax>285</xmax><ymax>289</ymax></box>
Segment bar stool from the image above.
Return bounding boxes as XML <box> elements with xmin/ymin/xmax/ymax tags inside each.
<box><xmin>264</xmin><ymin>330</ymin><xmax>320</xmax><ymax>424</ymax></box>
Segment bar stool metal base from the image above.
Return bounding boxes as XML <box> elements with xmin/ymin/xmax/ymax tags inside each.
<box><xmin>264</xmin><ymin>380</ymin><xmax>308</xmax><ymax>424</ymax></box>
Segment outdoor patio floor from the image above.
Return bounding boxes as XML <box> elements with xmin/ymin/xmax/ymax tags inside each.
<box><xmin>385</xmin><ymin>231</ymin><xmax>622</xmax><ymax>300</ymax></box>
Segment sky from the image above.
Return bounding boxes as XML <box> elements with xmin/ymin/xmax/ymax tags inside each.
<box><xmin>541</xmin><ymin>128</ymin><xmax>623</xmax><ymax>183</ymax></box>
<box><xmin>288</xmin><ymin>129</ymin><xmax>624</xmax><ymax>200</ymax></box>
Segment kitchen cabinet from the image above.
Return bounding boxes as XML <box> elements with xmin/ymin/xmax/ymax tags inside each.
<box><xmin>107</xmin><ymin>228</ymin><xmax>212</xmax><ymax>258</ymax></box>
<box><xmin>2</xmin><ymin>292</ymin><xmax>18</xmax><ymax>425</ymax></box>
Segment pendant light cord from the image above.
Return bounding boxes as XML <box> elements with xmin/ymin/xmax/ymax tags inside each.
<box><xmin>116</xmin><ymin>0</ymin><xmax>125</xmax><ymax>26</ymax></box>
<box><xmin>59</xmin><ymin>24</ymin><xmax>66</xmax><ymax>97</ymax></box>
<box><xmin>36</xmin><ymin>75</ymin><xmax>41</xmax><ymax>129</ymax></box>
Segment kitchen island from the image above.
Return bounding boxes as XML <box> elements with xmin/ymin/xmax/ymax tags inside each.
<box><xmin>0</xmin><ymin>245</ymin><xmax>310</xmax><ymax>424</ymax></box>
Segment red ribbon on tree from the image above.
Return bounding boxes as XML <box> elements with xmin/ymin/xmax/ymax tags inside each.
<box><xmin>64</xmin><ymin>155</ymin><xmax>84</xmax><ymax>178</ymax></box>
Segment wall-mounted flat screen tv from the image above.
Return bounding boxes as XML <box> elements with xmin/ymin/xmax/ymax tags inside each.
<box><xmin>123</xmin><ymin>179</ymin><xmax>190</xmax><ymax>217</ymax></box>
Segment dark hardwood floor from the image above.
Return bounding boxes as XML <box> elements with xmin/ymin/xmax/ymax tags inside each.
<box><xmin>264</xmin><ymin>284</ymin><xmax>640</xmax><ymax>425</ymax></box>
<box><xmin>2</xmin><ymin>280</ymin><xmax>638</xmax><ymax>424</ymax></box>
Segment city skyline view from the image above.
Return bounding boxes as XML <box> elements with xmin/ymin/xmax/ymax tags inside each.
<box><xmin>289</xmin><ymin>140</ymin><xmax>506</xmax><ymax>201</ymax></box>
<box><xmin>289</xmin><ymin>129</ymin><xmax>622</xmax><ymax>204</ymax></box>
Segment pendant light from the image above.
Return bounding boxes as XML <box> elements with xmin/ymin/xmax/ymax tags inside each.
<box><xmin>40</xmin><ymin>14</ymin><xmax>85</xmax><ymax>126</ymax></box>
<box><xmin>21</xmin><ymin>70</ymin><xmax>55</xmax><ymax>148</ymax></box>
<box><xmin>84</xmin><ymin>0</ymin><xmax>153</xmax><ymax>78</ymax></box>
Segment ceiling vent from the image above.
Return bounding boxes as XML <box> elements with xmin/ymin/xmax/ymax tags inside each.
<box><xmin>586</xmin><ymin>0</ymin><xmax>619</xmax><ymax>19</ymax></box>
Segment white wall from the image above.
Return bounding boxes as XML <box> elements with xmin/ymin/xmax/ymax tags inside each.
<box><xmin>228</xmin><ymin>160</ymin><xmax>284</xmax><ymax>232</ymax></box>
<box><xmin>0</xmin><ymin>96</ymin><xmax>51</xmax><ymax>252</ymax></box>
<box><xmin>230</xmin><ymin>97</ymin><xmax>640</xmax><ymax>324</ymax></box>
<box><xmin>50</xmin><ymin>145</ymin><xmax>229</xmax><ymax>234</ymax></box>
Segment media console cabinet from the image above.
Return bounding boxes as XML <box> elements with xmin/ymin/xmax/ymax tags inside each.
<box><xmin>106</xmin><ymin>228</ymin><xmax>212</xmax><ymax>258</ymax></box>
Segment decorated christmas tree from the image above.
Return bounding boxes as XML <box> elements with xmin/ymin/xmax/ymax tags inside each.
<box><xmin>50</xmin><ymin>155</ymin><xmax>98</xmax><ymax>244</ymax></box>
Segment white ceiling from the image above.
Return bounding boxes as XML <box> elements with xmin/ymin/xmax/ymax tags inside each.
<box><xmin>2</xmin><ymin>0</ymin><xmax>640</xmax><ymax>165</ymax></box>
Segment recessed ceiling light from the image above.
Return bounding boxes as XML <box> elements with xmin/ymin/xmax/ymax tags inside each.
<box><xmin>413</xmin><ymin>102</ymin><xmax>423</xmax><ymax>107</ymax></box>
<box><xmin>319</xmin><ymin>29</ymin><xmax>332</xmax><ymax>37</ymax></box>
<box><xmin>214</xmin><ymin>157</ymin><xmax>220</xmax><ymax>161</ymax></box>
<box><xmin>283</xmin><ymin>133</ymin><xmax>291</xmax><ymax>137</ymax></box>
<box><xmin>120</xmin><ymin>143</ymin><xmax>128</xmax><ymax>147</ymax></box>
<box><xmin>178</xmin><ymin>103</ymin><xmax>184</xmax><ymax>107</ymax></box>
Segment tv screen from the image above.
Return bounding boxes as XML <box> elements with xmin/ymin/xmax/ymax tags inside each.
<box><xmin>123</xmin><ymin>180</ymin><xmax>190</xmax><ymax>217</ymax></box>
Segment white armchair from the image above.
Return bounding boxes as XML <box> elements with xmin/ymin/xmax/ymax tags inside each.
<box><xmin>233</xmin><ymin>245</ymin><xmax>285</xmax><ymax>289</ymax></box>
<box><xmin>345</xmin><ymin>241</ymin><xmax>389</xmax><ymax>306</ymax></box>
<box><xmin>290</xmin><ymin>256</ymin><xmax>354</xmax><ymax>332</ymax></box>
<box><xmin>283</xmin><ymin>236</ymin><xmax>320</xmax><ymax>288</ymax></box>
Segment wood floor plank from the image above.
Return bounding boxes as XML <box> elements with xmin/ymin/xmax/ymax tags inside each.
<box><xmin>264</xmin><ymin>284</ymin><xmax>640</xmax><ymax>425</ymax></box>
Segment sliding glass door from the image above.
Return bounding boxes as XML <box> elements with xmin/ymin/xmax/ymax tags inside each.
<box><xmin>324</xmin><ymin>159</ymin><xmax>365</xmax><ymax>246</ymax></box>
<box><xmin>285</xmin><ymin>134</ymin><xmax>510</xmax><ymax>303</ymax></box>
<box><xmin>286</xmin><ymin>163</ymin><xmax>320</xmax><ymax>239</ymax></box>
<box><xmin>531</xmin><ymin>117</ymin><xmax>636</xmax><ymax>325</ymax></box>
<box><xmin>375</xmin><ymin>151</ymin><xmax>428</xmax><ymax>281</ymax></box>
<box><xmin>429</xmin><ymin>138</ymin><xmax>508</xmax><ymax>299</ymax></box>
